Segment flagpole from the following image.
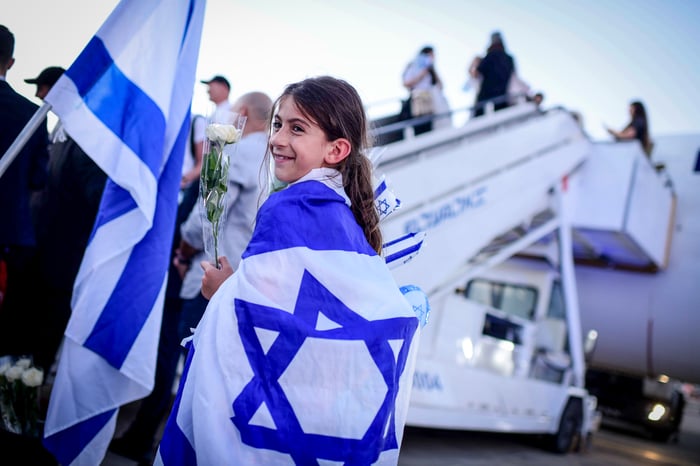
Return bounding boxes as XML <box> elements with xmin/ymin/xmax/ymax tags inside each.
<box><xmin>0</xmin><ymin>102</ymin><xmax>52</xmax><ymax>180</ymax></box>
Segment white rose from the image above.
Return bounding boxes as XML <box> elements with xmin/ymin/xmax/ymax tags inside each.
<box><xmin>21</xmin><ymin>367</ymin><xmax>44</xmax><ymax>387</ymax></box>
<box><xmin>206</xmin><ymin>124</ymin><xmax>240</xmax><ymax>144</ymax></box>
<box><xmin>0</xmin><ymin>362</ymin><xmax>10</xmax><ymax>376</ymax></box>
<box><xmin>15</xmin><ymin>358</ymin><xmax>32</xmax><ymax>369</ymax></box>
<box><xmin>5</xmin><ymin>365</ymin><xmax>24</xmax><ymax>382</ymax></box>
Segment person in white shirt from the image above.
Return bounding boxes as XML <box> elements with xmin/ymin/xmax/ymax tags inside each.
<box><xmin>175</xmin><ymin>91</ymin><xmax>273</xmax><ymax>352</ymax></box>
<box><xmin>401</xmin><ymin>45</ymin><xmax>450</xmax><ymax>133</ymax></box>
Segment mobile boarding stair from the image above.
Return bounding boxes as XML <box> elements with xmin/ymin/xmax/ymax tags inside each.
<box><xmin>371</xmin><ymin>103</ymin><xmax>599</xmax><ymax>451</ymax></box>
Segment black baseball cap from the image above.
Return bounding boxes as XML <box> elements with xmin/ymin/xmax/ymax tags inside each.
<box><xmin>25</xmin><ymin>66</ymin><xmax>65</xmax><ymax>87</ymax></box>
<box><xmin>200</xmin><ymin>75</ymin><xmax>230</xmax><ymax>90</ymax></box>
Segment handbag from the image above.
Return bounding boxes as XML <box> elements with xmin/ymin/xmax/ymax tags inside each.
<box><xmin>410</xmin><ymin>89</ymin><xmax>434</xmax><ymax>117</ymax></box>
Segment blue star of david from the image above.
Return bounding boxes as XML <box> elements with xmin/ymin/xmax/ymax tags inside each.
<box><xmin>231</xmin><ymin>269</ymin><xmax>417</xmax><ymax>465</ymax></box>
<box><xmin>377</xmin><ymin>198</ymin><xmax>391</xmax><ymax>216</ymax></box>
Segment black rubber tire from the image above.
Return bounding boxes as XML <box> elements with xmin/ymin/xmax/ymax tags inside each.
<box><xmin>548</xmin><ymin>397</ymin><xmax>583</xmax><ymax>453</ymax></box>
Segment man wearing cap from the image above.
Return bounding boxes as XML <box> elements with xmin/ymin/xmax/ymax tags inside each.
<box><xmin>200</xmin><ymin>74</ymin><xmax>231</xmax><ymax>118</ymax></box>
<box><xmin>25</xmin><ymin>66</ymin><xmax>64</xmax><ymax>100</ymax></box>
<box><xmin>25</xmin><ymin>65</ymin><xmax>107</xmax><ymax>372</ymax></box>
<box><xmin>24</xmin><ymin>66</ymin><xmax>68</xmax><ymax>144</ymax></box>
<box><xmin>0</xmin><ymin>25</ymin><xmax>49</xmax><ymax>357</ymax></box>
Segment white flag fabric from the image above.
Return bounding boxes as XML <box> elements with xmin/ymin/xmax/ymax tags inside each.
<box><xmin>156</xmin><ymin>173</ymin><xmax>421</xmax><ymax>465</ymax></box>
<box><xmin>41</xmin><ymin>1</ymin><xmax>206</xmax><ymax>464</ymax></box>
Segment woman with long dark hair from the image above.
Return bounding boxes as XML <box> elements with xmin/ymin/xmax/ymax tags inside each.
<box><xmin>607</xmin><ymin>100</ymin><xmax>653</xmax><ymax>157</ymax></box>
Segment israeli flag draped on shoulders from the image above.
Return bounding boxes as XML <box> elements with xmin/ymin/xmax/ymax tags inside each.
<box><xmin>41</xmin><ymin>1</ymin><xmax>206</xmax><ymax>465</ymax></box>
<box><xmin>157</xmin><ymin>168</ymin><xmax>422</xmax><ymax>465</ymax></box>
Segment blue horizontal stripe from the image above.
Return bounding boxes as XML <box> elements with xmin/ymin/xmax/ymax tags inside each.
<box><xmin>383</xmin><ymin>231</ymin><xmax>420</xmax><ymax>249</ymax></box>
<box><xmin>84</xmin><ymin>115</ymin><xmax>188</xmax><ymax>368</ymax></box>
<box><xmin>373</xmin><ymin>179</ymin><xmax>387</xmax><ymax>198</ymax></box>
<box><xmin>243</xmin><ymin>181</ymin><xmax>376</xmax><ymax>258</ymax></box>
<box><xmin>66</xmin><ymin>36</ymin><xmax>112</xmax><ymax>97</ymax></box>
<box><xmin>43</xmin><ymin>408</ymin><xmax>116</xmax><ymax>465</ymax></box>
<box><xmin>66</xmin><ymin>37</ymin><xmax>165</xmax><ymax>178</ymax></box>
<box><xmin>385</xmin><ymin>241</ymin><xmax>423</xmax><ymax>265</ymax></box>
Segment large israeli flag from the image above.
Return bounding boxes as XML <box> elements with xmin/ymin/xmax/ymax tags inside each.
<box><xmin>156</xmin><ymin>172</ymin><xmax>421</xmax><ymax>465</ymax></box>
<box><xmin>41</xmin><ymin>1</ymin><xmax>206</xmax><ymax>464</ymax></box>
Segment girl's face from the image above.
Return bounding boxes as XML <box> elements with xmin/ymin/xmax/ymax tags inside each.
<box><xmin>270</xmin><ymin>97</ymin><xmax>348</xmax><ymax>184</ymax></box>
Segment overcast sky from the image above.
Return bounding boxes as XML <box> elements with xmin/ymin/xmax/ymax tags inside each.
<box><xmin>4</xmin><ymin>0</ymin><xmax>699</xmax><ymax>140</ymax></box>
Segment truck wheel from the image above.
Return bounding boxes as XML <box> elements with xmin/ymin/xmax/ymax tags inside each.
<box><xmin>548</xmin><ymin>398</ymin><xmax>583</xmax><ymax>453</ymax></box>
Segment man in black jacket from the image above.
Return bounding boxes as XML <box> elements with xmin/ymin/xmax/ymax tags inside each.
<box><xmin>0</xmin><ymin>24</ymin><xmax>49</xmax><ymax>357</ymax></box>
<box><xmin>469</xmin><ymin>31</ymin><xmax>516</xmax><ymax>117</ymax></box>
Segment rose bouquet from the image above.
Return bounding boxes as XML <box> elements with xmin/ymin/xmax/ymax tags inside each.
<box><xmin>200</xmin><ymin>112</ymin><xmax>247</xmax><ymax>267</ymax></box>
<box><xmin>0</xmin><ymin>356</ymin><xmax>44</xmax><ymax>437</ymax></box>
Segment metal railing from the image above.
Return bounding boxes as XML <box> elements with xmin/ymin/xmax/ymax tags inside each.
<box><xmin>368</xmin><ymin>93</ymin><xmax>531</xmax><ymax>144</ymax></box>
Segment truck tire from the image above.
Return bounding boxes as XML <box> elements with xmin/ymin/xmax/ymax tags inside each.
<box><xmin>548</xmin><ymin>397</ymin><xmax>583</xmax><ymax>453</ymax></box>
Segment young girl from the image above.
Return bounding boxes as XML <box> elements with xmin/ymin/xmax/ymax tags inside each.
<box><xmin>156</xmin><ymin>76</ymin><xmax>420</xmax><ymax>465</ymax></box>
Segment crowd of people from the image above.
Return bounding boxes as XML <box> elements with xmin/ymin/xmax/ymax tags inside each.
<box><xmin>2</xmin><ymin>22</ymin><xmax>280</xmax><ymax>464</ymax></box>
<box><xmin>397</xmin><ymin>31</ymin><xmax>653</xmax><ymax>158</ymax></box>
<box><xmin>1</xmin><ymin>20</ymin><xmax>654</xmax><ymax>465</ymax></box>
<box><xmin>399</xmin><ymin>32</ymin><xmax>541</xmax><ymax>131</ymax></box>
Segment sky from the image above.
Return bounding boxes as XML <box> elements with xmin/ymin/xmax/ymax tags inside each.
<box><xmin>4</xmin><ymin>0</ymin><xmax>699</xmax><ymax>140</ymax></box>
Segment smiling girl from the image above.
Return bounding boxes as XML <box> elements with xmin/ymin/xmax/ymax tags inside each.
<box><xmin>199</xmin><ymin>76</ymin><xmax>382</xmax><ymax>293</ymax></box>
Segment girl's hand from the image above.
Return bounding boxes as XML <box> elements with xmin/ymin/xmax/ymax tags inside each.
<box><xmin>201</xmin><ymin>256</ymin><xmax>234</xmax><ymax>299</ymax></box>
